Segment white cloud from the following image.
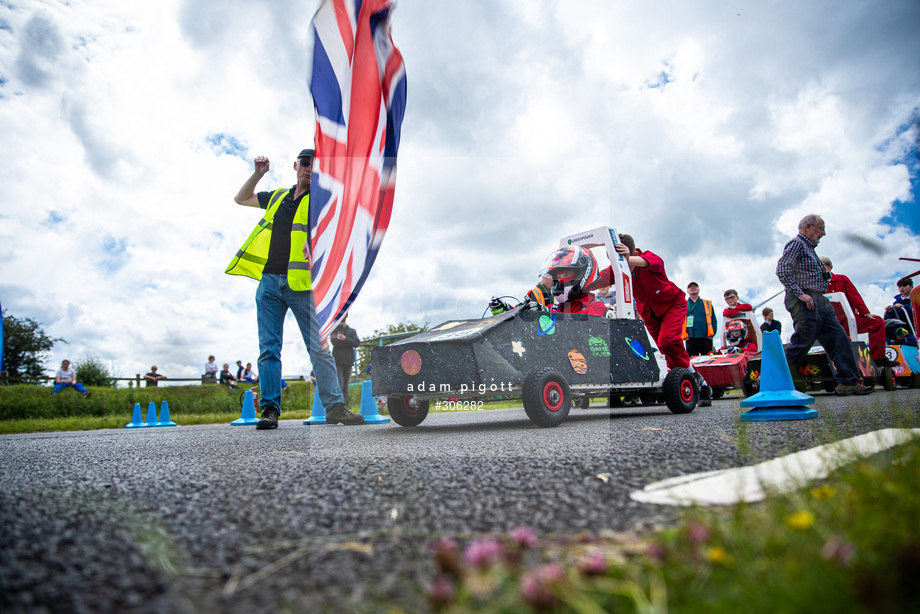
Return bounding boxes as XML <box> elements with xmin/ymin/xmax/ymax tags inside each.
<box><xmin>1</xmin><ymin>0</ymin><xmax>918</xmax><ymax>382</ymax></box>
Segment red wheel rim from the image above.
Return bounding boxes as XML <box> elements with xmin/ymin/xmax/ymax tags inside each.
<box><xmin>543</xmin><ymin>381</ymin><xmax>564</xmax><ymax>412</ymax></box>
<box><xmin>680</xmin><ymin>380</ymin><xmax>694</xmax><ymax>403</ymax></box>
<box><xmin>403</xmin><ymin>396</ymin><xmax>420</xmax><ymax>415</ymax></box>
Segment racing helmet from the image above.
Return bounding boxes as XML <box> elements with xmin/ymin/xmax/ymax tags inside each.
<box><xmin>538</xmin><ymin>245</ymin><xmax>599</xmax><ymax>304</ymax></box>
<box><xmin>725</xmin><ymin>319</ymin><xmax>747</xmax><ymax>347</ymax></box>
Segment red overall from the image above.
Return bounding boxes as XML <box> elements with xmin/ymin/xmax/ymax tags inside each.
<box><xmin>629</xmin><ymin>250</ymin><xmax>690</xmax><ymax>369</ymax></box>
<box><xmin>827</xmin><ymin>273</ymin><xmax>886</xmax><ymax>361</ymax></box>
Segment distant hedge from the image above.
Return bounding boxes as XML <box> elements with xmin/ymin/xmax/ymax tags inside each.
<box><xmin>0</xmin><ymin>382</ymin><xmax>324</xmax><ymax>421</ymax></box>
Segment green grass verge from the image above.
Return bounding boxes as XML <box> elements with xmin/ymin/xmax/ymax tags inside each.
<box><xmin>422</xmin><ymin>435</ymin><xmax>920</xmax><ymax>613</ymax></box>
<box><xmin>0</xmin><ymin>382</ymin><xmax>542</xmax><ymax>434</ymax></box>
<box><xmin>0</xmin><ymin>381</ymin><xmax>316</xmax><ymax>433</ymax></box>
<box><xmin>0</xmin><ymin>410</ymin><xmax>317</xmax><ymax>434</ymax></box>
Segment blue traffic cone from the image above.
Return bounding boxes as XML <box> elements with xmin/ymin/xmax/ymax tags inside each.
<box><xmin>359</xmin><ymin>379</ymin><xmax>389</xmax><ymax>424</ymax></box>
<box><xmin>156</xmin><ymin>400</ymin><xmax>178</xmax><ymax>427</ymax></box>
<box><xmin>740</xmin><ymin>330</ymin><xmax>817</xmax><ymax>421</ymax></box>
<box><xmin>125</xmin><ymin>402</ymin><xmax>145</xmax><ymax>428</ymax></box>
<box><xmin>144</xmin><ymin>401</ymin><xmax>158</xmax><ymax>426</ymax></box>
<box><xmin>303</xmin><ymin>389</ymin><xmax>328</xmax><ymax>425</ymax></box>
<box><xmin>231</xmin><ymin>389</ymin><xmax>260</xmax><ymax>425</ymax></box>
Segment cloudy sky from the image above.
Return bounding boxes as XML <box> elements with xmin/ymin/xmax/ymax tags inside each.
<box><xmin>1</xmin><ymin>0</ymin><xmax>918</xmax><ymax>383</ymax></box>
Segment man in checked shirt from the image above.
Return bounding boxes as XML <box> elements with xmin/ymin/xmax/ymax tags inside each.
<box><xmin>775</xmin><ymin>214</ymin><xmax>874</xmax><ymax>396</ymax></box>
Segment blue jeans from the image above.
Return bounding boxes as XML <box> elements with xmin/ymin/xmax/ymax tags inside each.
<box><xmin>784</xmin><ymin>291</ymin><xmax>858</xmax><ymax>385</ymax></box>
<box><xmin>52</xmin><ymin>382</ymin><xmax>87</xmax><ymax>395</ymax></box>
<box><xmin>256</xmin><ymin>273</ymin><xmax>342</xmax><ymax>413</ymax></box>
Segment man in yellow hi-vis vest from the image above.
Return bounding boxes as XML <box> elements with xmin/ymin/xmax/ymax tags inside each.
<box><xmin>683</xmin><ymin>282</ymin><xmax>717</xmax><ymax>357</ymax></box>
<box><xmin>228</xmin><ymin>149</ymin><xmax>364</xmax><ymax>428</ymax></box>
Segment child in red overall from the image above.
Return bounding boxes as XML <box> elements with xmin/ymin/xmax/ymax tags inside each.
<box><xmin>614</xmin><ymin>234</ymin><xmax>690</xmax><ymax>369</ymax></box>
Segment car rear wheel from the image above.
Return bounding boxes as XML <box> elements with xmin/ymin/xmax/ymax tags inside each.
<box><xmin>741</xmin><ymin>366</ymin><xmax>760</xmax><ymax>397</ymax></box>
<box><xmin>663</xmin><ymin>367</ymin><xmax>697</xmax><ymax>414</ymax></box>
<box><xmin>608</xmin><ymin>394</ymin><xmax>623</xmax><ymax>408</ymax></box>
<box><xmin>710</xmin><ymin>386</ymin><xmax>726</xmax><ymax>399</ymax></box>
<box><xmin>387</xmin><ymin>395</ymin><xmax>430</xmax><ymax>427</ymax></box>
<box><xmin>522</xmin><ymin>367</ymin><xmax>571</xmax><ymax>427</ymax></box>
<box><xmin>639</xmin><ymin>391</ymin><xmax>660</xmax><ymax>406</ymax></box>
<box><xmin>881</xmin><ymin>367</ymin><xmax>897</xmax><ymax>391</ymax></box>
<box><xmin>578</xmin><ymin>396</ymin><xmax>591</xmax><ymax>409</ymax></box>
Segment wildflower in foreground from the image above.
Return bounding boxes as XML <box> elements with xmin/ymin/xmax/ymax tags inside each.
<box><xmin>685</xmin><ymin>521</ymin><xmax>711</xmax><ymax>544</ymax></box>
<box><xmin>646</xmin><ymin>541</ymin><xmax>667</xmax><ymax>563</ymax></box>
<box><xmin>431</xmin><ymin>537</ymin><xmax>464</xmax><ymax>579</ymax></box>
<box><xmin>465</xmin><ymin>537</ymin><xmax>504</xmax><ymax>569</ymax></box>
<box><xmin>706</xmin><ymin>546</ymin><xmax>733</xmax><ymax>567</ymax></box>
<box><xmin>426</xmin><ymin>577</ymin><xmax>455</xmax><ymax>609</ymax></box>
<box><xmin>811</xmin><ymin>484</ymin><xmax>836</xmax><ymax>499</ymax></box>
<box><xmin>519</xmin><ymin>562</ymin><xmax>565</xmax><ymax>610</ymax></box>
<box><xmin>577</xmin><ymin>552</ymin><xmax>608</xmax><ymax>576</ymax></box>
<box><xmin>821</xmin><ymin>535</ymin><xmax>856</xmax><ymax>566</ymax></box>
<box><xmin>785</xmin><ymin>510</ymin><xmax>816</xmax><ymax>531</ymax></box>
<box><xmin>509</xmin><ymin>526</ymin><xmax>539</xmax><ymax>549</ymax></box>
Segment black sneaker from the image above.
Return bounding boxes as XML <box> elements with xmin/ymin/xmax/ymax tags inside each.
<box><xmin>698</xmin><ymin>385</ymin><xmax>712</xmax><ymax>407</ymax></box>
<box><xmin>256</xmin><ymin>405</ymin><xmax>280</xmax><ymax>430</ymax></box>
<box><xmin>691</xmin><ymin>372</ymin><xmax>712</xmax><ymax>407</ymax></box>
<box><xmin>325</xmin><ymin>402</ymin><xmax>364</xmax><ymax>425</ymax></box>
<box><xmin>83</xmin><ymin>391</ymin><xmax>92</xmax><ymax>399</ymax></box>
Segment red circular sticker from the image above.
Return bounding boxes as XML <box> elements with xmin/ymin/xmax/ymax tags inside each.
<box><xmin>400</xmin><ymin>350</ymin><xmax>422</xmax><ymax>375</ymax></box>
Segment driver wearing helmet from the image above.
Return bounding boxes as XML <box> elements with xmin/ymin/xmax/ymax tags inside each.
<box><xmin>539</xmin><ymin>245</ymin><xmax>609</xmax><ymax>316</ymax></box>
<box><xmin>723</xmin><ymin>319</ymin><xmax>756</xmax><ymax>354</ymax></box>
<box><xmin>887</xmin><ymin>324</ymin><xmax>918</xmax><ymax>348</ymax></box>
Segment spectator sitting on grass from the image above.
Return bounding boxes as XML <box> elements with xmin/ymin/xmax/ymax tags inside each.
<box><xmin>219</xmin><ymin>363</ymin><xmax>239</xmax><ymax>389</ymax></box>
<box><xmin>144</xmin><ymin>365</ymin><xmax>167</xmax><ymax>387</ymax></box>
<box><xmin>52</xmin><ymin>359</ymin><xmax>91</xmax><ymax>398</ymax></box>
<box><xmin>241</xmin><ymin>362</ymin><xmax>258</xmax><ymax>383</ymax></box>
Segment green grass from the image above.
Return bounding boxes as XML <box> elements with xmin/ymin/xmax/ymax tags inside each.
<box><xmin>421</xmin><ymin>435</ymin><xmax>920</xmax><ymax>613</ymax></box>
<box><xmin>0</xmin><ymin>381</ymin><xmax>316</xmax><ymax>433</ymax></box>
<box><xmin>0</xmin><ymin>382</ymin><xmax>541</xmax><ymax>434</ymax></box>
<box><xmin>0</xmin><ymin>410</ymin><xmax>318</xmax><ymax>434</ymax></box>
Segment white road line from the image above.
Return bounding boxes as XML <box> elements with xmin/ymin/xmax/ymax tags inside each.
<box><xmin>630</xmin><ymin>428</ymin><xmax>920</xmax><ymax>507</ymax></box>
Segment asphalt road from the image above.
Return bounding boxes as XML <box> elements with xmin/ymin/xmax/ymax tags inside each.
<box><xmin>1</xmin><ymin>389</ymin><xmax>918</xmax><ymax>612</ymax></box>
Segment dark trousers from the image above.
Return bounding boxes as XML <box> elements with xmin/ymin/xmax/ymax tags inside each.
<box><xmin>685</xmin><ymin>337</ymin><xmax>714</xmax><ymax>357</ymax></box>
<box><xmin>784</xmin><ymin>291</ymin><xmax>859</xmax><ymax>384</ymax></box>
<box><xmin>336</xmin><ymin>363</ymin><xmax>353</xmax><ymax>405</ymax></box>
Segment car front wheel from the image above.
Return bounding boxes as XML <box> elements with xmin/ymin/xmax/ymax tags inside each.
<box><xmin>522</xmin><ymin>368</ymin><xmax>571</xmax><ymax>427</ymax></box>
<box><xmin>663</xmin><ymin>367</ymin><xmax>697</xmax><ymax>414</ymax></box>
<box><xmin>387</xmin><ymin>395</ymin><xmax>430</xmax><ymax>427</ymax></box>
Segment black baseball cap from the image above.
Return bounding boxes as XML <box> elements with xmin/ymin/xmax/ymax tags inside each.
<box><xmin>298</xmin><ymin>148</ymin><xmax>315</xmax><ymax>160</ymax></box>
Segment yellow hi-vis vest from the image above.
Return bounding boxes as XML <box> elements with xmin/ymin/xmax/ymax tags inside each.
<box><xmin>682</xmin><ymin>299</ymin><xmax>714</xmax><ymax>340</ymax></box>
<box><xmin>225</xmin><ymin>188</ymin><xmax>313</xmax><ymax>291</ymax></box>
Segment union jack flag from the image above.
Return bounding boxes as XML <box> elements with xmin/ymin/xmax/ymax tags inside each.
<box><xmin>308</xmin><ymin>0</ymin><xmax>407</xmax><ymax>341</ymax></box>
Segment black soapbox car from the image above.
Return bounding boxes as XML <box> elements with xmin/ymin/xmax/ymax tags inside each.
<box><xmin>370</xmin><ymin>227</ymin><xmax>701</xmax><ymax>427</ymax></box>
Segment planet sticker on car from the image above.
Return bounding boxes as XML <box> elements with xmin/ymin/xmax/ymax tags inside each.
<box><xmin>567</xmin><ymin>349</ymin><xmax>588</xmax><ymax>374</ymax></box>
<box><xmin>400</xmin><ymin>350</ymin><xmax>422</xmax><ymax>375</ymax></box>
<box><xmin>537</xmin><ymin>315</ymin><xmax>557</xmax><ymax>336</ymax></box>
